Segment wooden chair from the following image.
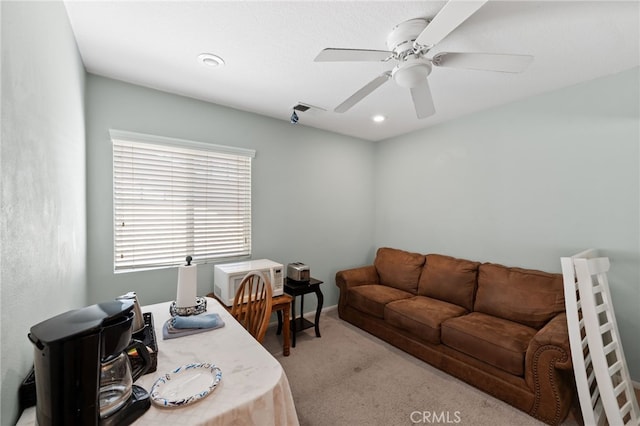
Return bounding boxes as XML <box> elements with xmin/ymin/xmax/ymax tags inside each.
<box><xmin>231</xmin><ymin>270</ymin><xmax>273</xmax><ymax>343</ymax></box>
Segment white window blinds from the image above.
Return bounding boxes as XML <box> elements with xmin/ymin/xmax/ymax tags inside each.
<box><xmin>111</xmin><ymin>130</ymin><xmax>255</xmax><ymax>272</ymax></box>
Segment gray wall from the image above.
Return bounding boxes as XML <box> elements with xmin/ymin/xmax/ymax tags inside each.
<box><xmin>85</xmin><ymin>75</ymin><xmax>375</xmax><ymax>309</ymax></box>
<box><xmin>1</xmin><ymin>3</ymin><xmax>638</xmax><ymax>422</ymax></box>
<box><xmin>0</xmin><ymin>1</ymin><xmax>87</xmax><ymax>424</ymax></box>
<box><xmin>374</xmin><ymin>67</ymin><xmax>640</xmax><ymax>379</ymax></box>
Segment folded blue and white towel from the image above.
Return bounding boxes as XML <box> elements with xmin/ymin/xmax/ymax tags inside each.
<box><xmin>172</xmin><ymin>313</ymin><xmax>224</xmax><ymax>329</ymax></box>
<box><xmin>162</xmin><ymin>313</ymin><xmax>225</xmax><ymax>340</ymax></box>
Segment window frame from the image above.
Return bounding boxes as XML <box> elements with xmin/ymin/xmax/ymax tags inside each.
<box><xmin>110</xmin><ymin>129</ymin><xmax>256</xmax><ymax>273</ymax></box>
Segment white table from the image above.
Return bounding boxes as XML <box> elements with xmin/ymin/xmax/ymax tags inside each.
<box><xmin>17</xmin><ymin>297</ymin><xmax>299</xmax><ymax>426</ymax></box>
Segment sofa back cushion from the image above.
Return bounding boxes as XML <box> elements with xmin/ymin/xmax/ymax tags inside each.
<box><xmin>417</xmin><ymin>254</ymin><xmax>480</xmax><ymax>311</ymax></box>
<box><xmin>374</xmin><ymin>247</ymin><xmax>425</xmax><ymax>294</ymax></box>
<box><xmin>474</xmin><ymin>263</ymin><xmax>565</xmax><ymax>329</ymax></box>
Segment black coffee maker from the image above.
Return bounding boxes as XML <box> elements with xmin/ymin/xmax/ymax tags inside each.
<box><xmin>28</xmin><ymin>299</ymin><xmax>151</xmax><ymax>426</ymax></box>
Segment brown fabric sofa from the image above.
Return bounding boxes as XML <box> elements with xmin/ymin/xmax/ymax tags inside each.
<box><xmin>335</xmin><ymin>247</ymin><xmax>574</xmax><ymax>425</ymax></box>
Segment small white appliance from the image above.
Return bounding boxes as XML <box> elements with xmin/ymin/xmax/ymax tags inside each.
<box><xmin>213</xmin><ymin>259</ymin><xmax>284</xmax><ymax>306</ymax></box>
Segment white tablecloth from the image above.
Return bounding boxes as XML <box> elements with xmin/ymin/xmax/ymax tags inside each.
<box><xmin>17</xmin><ymin>297</ymin><xmax>299</xmax><ymax>426</ymax></box>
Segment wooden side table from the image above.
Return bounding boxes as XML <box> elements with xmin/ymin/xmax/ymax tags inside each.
<box><xmin>277</xmin><ymin>277</ymin><xmax>323</xmax><ymax>347</ymax></box>
<box><xmin>207</xmin><ymin>292</ymin><xmax>292</xmax><ymax>356</ymax></box>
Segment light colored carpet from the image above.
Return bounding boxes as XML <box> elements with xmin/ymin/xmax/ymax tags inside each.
<box><xmin>263</xmin><ymin>308</ymin><xmax>579</xmax><ymax>426</ymax></box>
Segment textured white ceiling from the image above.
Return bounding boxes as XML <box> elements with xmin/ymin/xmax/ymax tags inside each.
<box><xmin>64</xmin><ymin>1</ymin><xmax>639</xmax><ymax>141</ymax></box>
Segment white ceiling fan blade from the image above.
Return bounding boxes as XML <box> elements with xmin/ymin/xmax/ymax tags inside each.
<box><xmin>415</xmin><ymin>0</ymin><xmax>488</xmax><ymax>47</ymax></box>
<box><xmin>410</xmin><ymin>80</ymin><xmax>436</xmax><ymax>119</ymax></box>
<box><xmin>433</xmin><ymin>52</ymin><xmax>534</xmax><ymax>73</ymax></box>
<box><xmin>315</xmin><ymin>48</ymin><xmax>393</xmax><ymax>62</ymax></box>
<box><xmin>334</xmin><ymin>73</ymin><xmax>391</xmax><ymax>113</ymax></box>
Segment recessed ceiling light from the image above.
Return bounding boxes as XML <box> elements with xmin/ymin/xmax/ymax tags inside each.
<box><xmin>197</xmin><ymin>53</ymin><xmax>225</xmax><ymax>69</ymax></box>
<box><xmin>372</xmin><ymin>115</ymin><xmax>386</xmax><ymax>123</ymax></box>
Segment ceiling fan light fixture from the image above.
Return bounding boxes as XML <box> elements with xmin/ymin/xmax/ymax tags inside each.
<box><xmin>197</xmin><ymin>53</ymin><xmax>225</xmax><ymax>69</ymax></box>
<box><xmin>392</xmin><ymin>57</ymin><xmax>432</xmax><ymax>88</ymax></box>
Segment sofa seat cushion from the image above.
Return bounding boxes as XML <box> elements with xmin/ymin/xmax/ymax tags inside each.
<box><xmin>474</xmin><ymin>263</ymin><xmax>564</xmax><ymax>329</ymax></box>
<box><xmin>417</xmin><ymin>254</ymin><xmax>480</xmax><ymax>311</ymax></box>
<box><xmin>441</xmin><ymin>312</ymin><xmax>537</xmax><ymax>376</ymax></box>
<box><xmin>385</xmin><ymin>296</ymin><xmax>468</xmax><ymax>344</ymax></box>
<box><xmin>348</xmin><ymin>285</ymin><xmax>413</xmax><ymax>318</ymax></box>
<box><xmin>374</xmin><ymin>247</ymin><xmax>425</xmax><ymax>294</ymax></box>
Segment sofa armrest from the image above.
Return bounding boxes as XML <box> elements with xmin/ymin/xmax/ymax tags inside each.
<box><xmin>524</xmin><ymin>312</ymin><xmax>574</xmax><ymax>424</ymax></box>
<box><xmin>336</xmin><ymin>265</ymin><xmax>378</xmax><ymax>289</ymax></box>
<box><xmin>527</xmin><ymin>312</ymin><xmax>572</xmax><ymax>371</ymax></box>
<box><xmin>335</xmin><ymin>265</ymin><xmax>378</xmax><ymax>315</ymax></box>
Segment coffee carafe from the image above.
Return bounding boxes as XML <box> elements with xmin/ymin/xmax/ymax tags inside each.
<box><xmin>28</xmin><ymin>299</ymin><xmax>151</xmax><ymax>426</ymax></box>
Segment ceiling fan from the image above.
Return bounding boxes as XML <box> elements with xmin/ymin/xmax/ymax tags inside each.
<box><xmin>314</xmin><ymin>0</ymin><xmax>533</xmax><ymax>119</ymax></box>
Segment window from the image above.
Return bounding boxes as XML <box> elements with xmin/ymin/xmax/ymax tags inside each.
<box><xmin>110</xmin><ymin>130</ymin><xmax>255</xmax><ymax>272</ymax></box>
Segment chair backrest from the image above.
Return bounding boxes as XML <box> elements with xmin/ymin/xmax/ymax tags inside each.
<box><xmin>231</xmin><ymin>270</ymin><xmax>273</xmax><ymax>343</ymax></box>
